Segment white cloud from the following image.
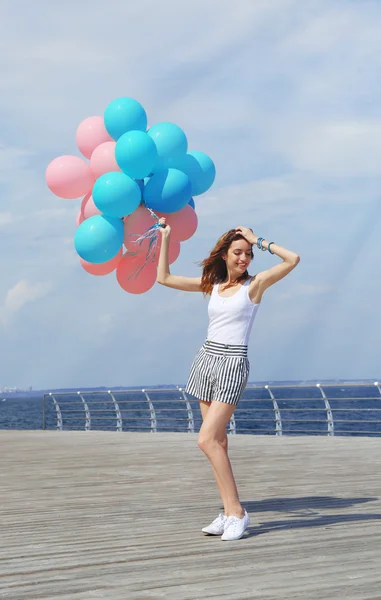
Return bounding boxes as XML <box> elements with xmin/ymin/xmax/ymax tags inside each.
<box><xmin>0</xmin><ymin>212</ymin><xmax>17</xmax><ymax>228</ymax></box>
<box><xmin>280</xmin><ymin>4</ymin><xmax>381</xmax><ymax>56</ymax></box>
<box><xmin>279</xmin><ymin>284</ymin><xmax>334</xmax><ymax>300</ymax></box>
<box><xmin>0</xmin><ymin>280</ymin><xmax>52</xmax><ymax>326</ymax></box>
<box><xmin>97</xmin><ymin>313</ymin><xmax>114</xmax><ymax>333</ymax></box>
<box><xmin>0</xmin><ymin>145</ymin><xmax>34</xmax><ymax>182</ymax></box>
<box><xmin>35</xmin><ymin>207</ymin><xmax>76</xmax><ymax>220</ymax></box>
<box><xmin>268</xmin><ymin>119</ymin><xmax>381</xmax><ymax>177</ymax></box>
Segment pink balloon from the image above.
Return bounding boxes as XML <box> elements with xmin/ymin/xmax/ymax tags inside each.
<box><xmin>124</xmin><ymin>205</ymin><xmax>156</xmax><ymax>252</ymax></box>
<box><xmin>116</xmin><ymin>253</ymin><xmax>156</xmax><ymax>294</ymax></box>
<box><xmin>156</xmin><ymin>238</ymin><xmax>181</xmax><ymax>265</ymax></box>
<box><xmin>46</xmin><ymin>155</ymin><xmax>95</xmax><ymax>199</ymax></box>
<box><xmin>169</xmin><ymin>240</ymin><xmax>181</xmax><ymax>264</ymax></box>
<box><xmin>124</xmin><ymin>206</ymin><xmax>181</xmax><ymax>264</ymax></box>
<box><xmin>77</xmin><ymin>192</ymin><xmax>94</xmax><ymax>226</ymax></box>
<box><xmin>157</xmin><ymin>205</ymin><xmax>198</xmax><ymax>241</ymax></box>
<box><xmin>90</xmin><ymin>141</ymin><xmax>121</xmax><ymax>179</ymax></box>
<box><xmin>80</xmin><ymin>249</ymin><xmax>122</xmax><ymax>276</ymax></box>
<box><xmin>83</xmin><ymin>195</ymin><xmax>102</xmax><ymax>220</ymax></box>
<box><xmin>76</xmin><ymin>210</ymin><xmax>85</xmax><ymax>227</ymax></box>
<box><xmin>80</xmin><ymin>191</ymin><xmax>91</xmax><ymax>213</ymax></box>
<box><xmin>76</xmin><ymin>116</ymin><xmax>113</xmax><ymax>160</ymax></box>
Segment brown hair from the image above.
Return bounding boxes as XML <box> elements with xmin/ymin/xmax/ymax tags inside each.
<box><xmin>199</xmin><ymin>230</ymin><xmax>254</xmax><ymax>295</ymax></box>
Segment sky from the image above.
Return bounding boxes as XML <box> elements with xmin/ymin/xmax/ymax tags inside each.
<box><xmin>1</xmin><ymin>0</ymin><xmax>381</xmax><ymax>390</ymax></box>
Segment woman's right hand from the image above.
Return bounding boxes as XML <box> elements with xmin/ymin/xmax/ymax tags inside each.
<box><xmin>158</xmin><ymin>217</ymin><xmax>171</xmax><ymax>238</ymax></box>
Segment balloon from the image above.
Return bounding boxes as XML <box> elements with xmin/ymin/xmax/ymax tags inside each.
<box><xmin>116</xmin><ymin>253</ymin><xmax>156</xmax><ymax>294</ymax></box>
<box><xmin>157</xmin><ymin>205</ymin><xmax>198</xmax><ymax>241</ymax></box>
<box><xmin>123</xmin><ymin>206</ymin><xmax>180</xmax><ymax>263</ymax></box>
<box><xmin>169</xmin><ymin>239</ymin><xmax>181</xmax><ymax>264</ymax></box>
<box><xmin>144</xmin><ymin>168</ymin><xmax>192</xmax><ymax>213</ymax></box>
<box><xmin>74</xmin><ymin>215</ymin><xmax>124</xmax><ymax>264</ymax></box>
<box><xmin>80</xmin><ymin>249</ymin><xmax>122</xmax><ymax>276</ymax></box>
<box><xmin>76</xmin><ymin>210</ymin><xmax>84</xmax><ymax>227</ymax></box>
<box><xmin>156</xmin><ymin>238</ymin><xmax>181</xmax><ymax>265</ymax></box>
<box><xmin>104</xmin><ymin>97</ymin><xmax>147</xmax><ymax>141</ymax></box>
<box><xmin>90</xmin><ymin>141</ymin><xmax>121</xmax><ymax>179</ymax></box>
<box><xmin>188</xmin><ymin>198</ymin><xmax>195</xmax><ymax>209</ymax></box>
<box><xmin>92</xmin><ymin>172</ymin><xmax>141</xmax><ymax>218</ymax></box>
<box><xmin>80</xmin><ymin>191</ymin><xmax>91</xmax><ymax>211</ymax></box>
<box><xmin>82</xmin><ymin>195</ymin><xmax>102</xmax><ymax>220</ymax></box>
<box><xmin>148</xmin><ymin>122</ymin><xmax>187</xmax><ymax>169</ymax></box>
<box><xmin>46</xmin><ymin>155</ymin><xmax>94</xmax><ymax>199</ymax></box>
<box><xmin>124</xmin><ymin>205</ymin><xmax>155</xmax><ymax>252</ymax></box>
<box><xmin>77</xmin><ymin>192</ymin><xmax>93</xmax><ymax>226</ymax></box>
<box><xmin>136</xmin><ymin>179</ymin><xmax>145</xmax><ymax>193</ymax></box>
<box><xmin>77</xmin><ymin>191</ymin><xmax>91</xmax><ymax>222</ymax></box>
<box><xmin>175</xmin><ymin>150</ymin><xmax>216</xmax><ymax>196</ymax></box>
<box><xmin>76</xmin><ymin>116</ymin><xmax>112</xmax><ymax>159</ymax></box>
<box><xmin>115</xmin><ymin>130</ymin><xmax>158</xmax><ymax>179</ymax></box>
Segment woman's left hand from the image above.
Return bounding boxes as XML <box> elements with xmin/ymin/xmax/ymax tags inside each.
<box><xmin>235</xmin><ymin>226</ymin><xmax>257</xmax><ymax>245</ymax></box>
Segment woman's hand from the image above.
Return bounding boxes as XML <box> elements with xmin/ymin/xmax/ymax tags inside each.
<box><xmin>235</xmin><ymin>226</ymin><xmax>257</xmax><ymax>245</ymax></box>
<box><xmin>158</xmin><ymin>217</ymin><xmax>171</xmax><ymax>238</ymax></box>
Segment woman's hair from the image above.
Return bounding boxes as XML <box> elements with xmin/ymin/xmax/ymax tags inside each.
<box><xmin>199</xmin><ymin>230</ymin><xmax>254</xmax><ymax>295</ymax></box>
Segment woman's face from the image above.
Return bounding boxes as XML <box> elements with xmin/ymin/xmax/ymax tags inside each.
<box><xmin>224</xmin><ymin>239</ymin><xmax>253</xmax><ymax>275</ymax></box>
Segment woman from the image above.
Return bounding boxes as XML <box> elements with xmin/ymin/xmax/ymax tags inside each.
<box><xmin>157</xmin><ymin>219</ymin><xmax>300</xmax><ymax>540</ymax></box>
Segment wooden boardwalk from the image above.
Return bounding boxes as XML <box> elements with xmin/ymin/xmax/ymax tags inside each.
<box><xmin>1</xmin><ymin>431</ymin><xmax>380</xmax><ymax>600</ymax></box>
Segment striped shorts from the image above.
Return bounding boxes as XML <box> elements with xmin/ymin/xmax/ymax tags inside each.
<box><xmin>185</xmin><ymin>340</ymin><xmax>250</xmax><ymax>406</ymax></box>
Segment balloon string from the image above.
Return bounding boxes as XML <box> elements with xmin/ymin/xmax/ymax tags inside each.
<box><xmin>125</xmin><ymin>200</ymin><xmax>163</xmax><ymax>280</ymax></box>
<box><xmin>141</xmin><ymin>199</ymin><xmax>162</xmax><ymax>224</ymax></box>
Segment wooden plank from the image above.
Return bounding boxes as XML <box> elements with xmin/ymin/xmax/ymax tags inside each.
<box><xmin>0</xmin><ymin>431</ymin><xmax>380</xmax><ymax>599</ymax></box>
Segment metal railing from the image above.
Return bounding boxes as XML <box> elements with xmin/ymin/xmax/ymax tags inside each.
<box><xmin>42</xmin><ymin>382</ymin><xmax>381</xmax><ymax>436</ymax></box>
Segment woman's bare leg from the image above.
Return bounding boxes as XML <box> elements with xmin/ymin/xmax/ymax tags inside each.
<box><xmin>199</xmin><ymin>400</ymin><xmax>228</xmax><ymax>514</ymax></box>
<box><xmin>198</xmin><ymin>400</ymin><xmax>244</xmax><ymax>518</ymax></box>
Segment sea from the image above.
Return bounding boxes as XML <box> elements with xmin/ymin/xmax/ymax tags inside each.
<box><xmin>1</xmin><ymin>381</ymin><xmax>380</xmax><ymax>436</ymax></box>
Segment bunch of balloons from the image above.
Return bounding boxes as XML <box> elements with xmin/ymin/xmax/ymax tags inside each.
<box><xmin>46</xmin><ymin>97</ymin><xmax>215</xmax><ymax>294</ymax></box>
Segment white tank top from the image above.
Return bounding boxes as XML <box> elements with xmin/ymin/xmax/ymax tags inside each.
<box><xmin>206</xmin><ymin>278</ymin><xmax>260</xmax><ymax>346</ymax></box>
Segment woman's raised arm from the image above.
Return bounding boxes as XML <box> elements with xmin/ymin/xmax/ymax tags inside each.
<box><xmin>156</xmin><ymin>219</ymin><xmax>202</xmax><ymax>292</ymax></box>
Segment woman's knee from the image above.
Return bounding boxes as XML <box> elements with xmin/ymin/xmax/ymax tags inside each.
<box><xmin>197</xmin><ymin>432</ymin><xmax>209</xmax><ymax>453</ymax></box>
<box><xmin>198</xmin><ymin>432</ymin><xmax>227</xmax><ymax>454</ymax></box>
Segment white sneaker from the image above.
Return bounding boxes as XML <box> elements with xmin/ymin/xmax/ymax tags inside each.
<box><xmin>201</xmin><ymin>513</ymin><xmax>227</xmax><ymax>535</ymax></box>
<box><xmin>221</xmin><ymin>509</ymin><xmax>250</xmax><ymax>541</ymax></box>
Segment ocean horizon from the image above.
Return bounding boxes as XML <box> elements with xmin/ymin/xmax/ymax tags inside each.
<box><xmin>1</xmin><ymin>377</ymin><xmax>379</xmax><ymax>399</ymax></box>
<box><xmin>1</xmin><ymin>380</ymin><xmax>380</xmax><ymax>437</ymax></box>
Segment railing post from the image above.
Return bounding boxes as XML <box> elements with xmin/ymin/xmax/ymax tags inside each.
<box><xmin>266</xmin><ymin>385</ymin><xmax>282</xmax><ymax>435</ymax></box>
<box><xmin>49</xmin><ymin>393</ymin><xmax>63</xmax><ymax>431</ymax></box>
<box><xmin>42</xmin><ymin>394</ymin><xmax>46</xmax><ymax>430</ymax></box>
<box><xmin>108</xmin><ymin>391</ymin><xmax>123</xmax><ymax>432</ymax></box>
<box><xmin>179</xmin><ymin>389</ymin><xmax>194</xmax><ymax>433</ymax></box>
<box><xmin>78</xmin><ymin>392</ymin><xmax>91</xmax><ymax>431</ymax></box>
<box><xmin>143</xmin><ymin>389</ymin><xmax>157</xmax><ymax>432</ymax></box>
<box><xmin>316</xmin><ymin>384</ymin><xmax>334</xmax><ymax>436</ymax></box>
<box><xmin>229</xmin><ymin>414</ymin><xmax>236</xmax><ymax>435</ymax></box>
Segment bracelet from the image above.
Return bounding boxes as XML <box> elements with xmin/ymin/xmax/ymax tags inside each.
<box><xmin>256</xmin><ymin>237</ymin><xmax>266</xmax><ymax>251</ymax></box>
<box><xmin>268</xmin><ymin>242</ymin><xmax>275</xmax><ymax>255</ymax></box>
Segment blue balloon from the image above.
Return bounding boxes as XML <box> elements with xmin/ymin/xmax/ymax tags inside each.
<box><xmin>75</xmin><ymin>215</ymin><xmax>124</xmax><ymax>264</ymax></box>
<box><xmin>93</xmin><ymin>172</ymin><xmax>141</xmax><ymax>218</ymax></box>
<box><xmin>175</xmin><ymin>151</ymin><xmax>216</xmax><ymax>195</ymax></box>
<box><xmin>188</xmin><ymin>197</ymin><xmax>195</xmax><ymax>209</ymax></box>
<box><xmin>115</xmin><ymin>130</ymin><xmax>158</xmax><ymax>179</ymax></box>
<box><xmin>144</xmin><ymin>168</ymin><xmax>192</xmax><ymax>214</ymax></box>
<box><xmin>147</xmin><ymin>122</ymin><xmax>187</xmax><ymax>170</ymax></box>
<box><xmin>104</xmin><ymin>97</ymin><xmax>147</xmax><ymax>141</ymax></box>
<box><xmin>136</xmin><ymin>179</ymin><xmax>145</xmax><ymax>192</ymax></box>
